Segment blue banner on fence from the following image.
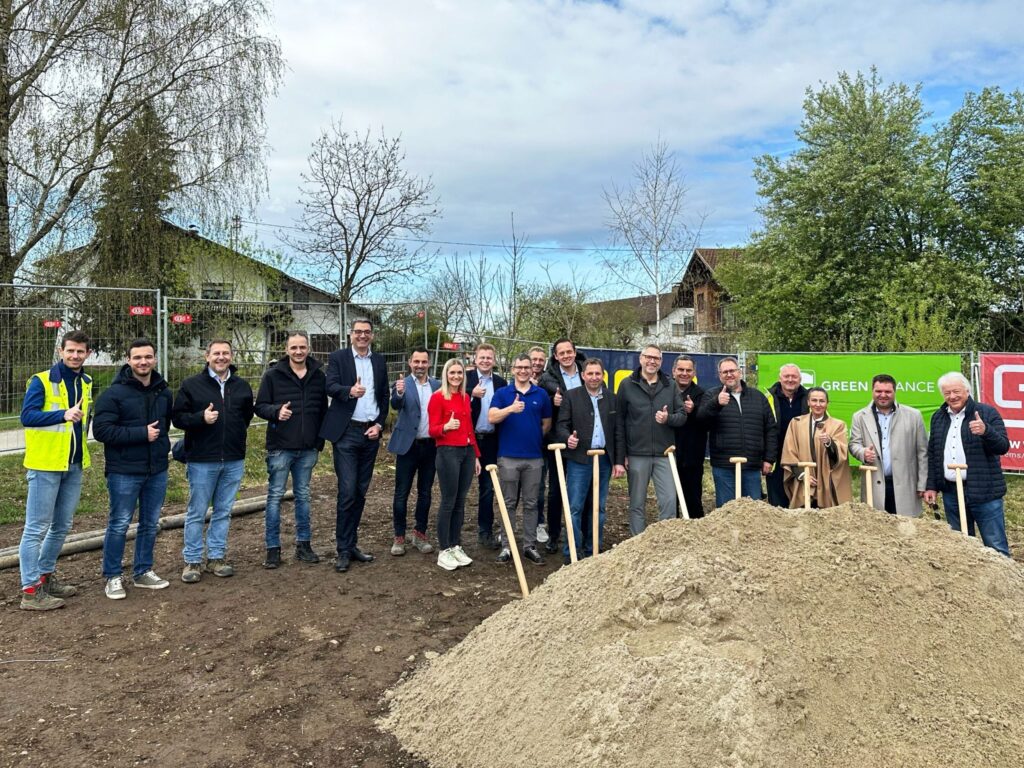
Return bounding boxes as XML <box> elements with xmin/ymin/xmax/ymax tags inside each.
<box><xmin>577</xmin><ymin>348</ymin><xmax>729</xmax><ymax>393</ymax></box>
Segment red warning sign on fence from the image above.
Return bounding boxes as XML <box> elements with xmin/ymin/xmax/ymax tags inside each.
<box><xmin>42</xmin><ymin>319</ymin><xmax>62</xmax><ymax>329</ymax></box>
<box><xmin>442</xmin><ymin>342</ymin><xmax>461</xmax><ymax>351</ymax></box>
<box><xmin>980</xmin><ymin>353</ymin><xmax>1024</xmax><ymax>472</ymax></box>
<box><xmin>129</xmin><ymin>305</ymin><xmax>154</xmax><ymax>316</ymax></box>
<box><xmin>171</xmin><ymin>313</ymin><xmax>193</xmax><ymax>324</ymax></box>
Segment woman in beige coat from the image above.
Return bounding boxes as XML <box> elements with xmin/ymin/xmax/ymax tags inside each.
<box><xmin>781</xmin><ymin>387</ymin><xmax>852</xmax><ymax>508</ymax></box>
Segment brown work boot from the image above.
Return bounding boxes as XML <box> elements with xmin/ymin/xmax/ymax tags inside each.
<box><xmin>20</xmin><ymin>583</ymin><xmax>65</xmax><ymax>611</ymax></box>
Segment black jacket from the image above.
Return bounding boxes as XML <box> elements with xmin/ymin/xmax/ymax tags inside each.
<box><xmin>466</xmin><ymin>369</ymin><xmax>507</xmax><ymax>430</ymax></box>
<box><xmin>255</xmin><ymin>356</ymin><xmax>328</xmax><ymax>452</ymax></box>
<box><xmin>171</xmin><ymin>365</ymin><xmax>255</xmax><ymax>462</ymax></box>
<box><xmin>92</xmin><ymin>365</ymin><xmax>173</xmax><ymax>476</ymax></box>
<box><xmin>926</xmin><ymin>398</ymin><xmax>1009</xmax><ymax>504</ymax></box>
<box><xmin>319</xmin><ymin>348</ymin><xmax>389</xmax><ymax>444</ymax></box>
<box><xmin>674</xmin><ymin>382</ymin><xmax>709</xmax><ymax>467</ymax></box>
<box><xmin>537</xmin><ymin>350</ymin><xmax>588</xmax><ymax>443</ymax></box>
<box><xmin>767</xmin><ymin>381</ymin><xmax>809</xmax><ymax>453</ymax></box>
<box><xmin>554</xmin><ymin>384</ymin><xmax>620</xmax><ymax>466</ymax></box>
<box><xmin>614</xmin><ymin>368</ymin><xmax>685</xmax><ymax>459</ymax></box>
<box><xmin>699</xmin><ymin>380</ymin><xmax>778</xmax><ymax>467</ymax></box>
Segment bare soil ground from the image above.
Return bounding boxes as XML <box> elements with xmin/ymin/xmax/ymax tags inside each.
<box><xmin>0</xmin><ymin>459</ymin><xmax>637</xmax><ymax>768</ymax></box>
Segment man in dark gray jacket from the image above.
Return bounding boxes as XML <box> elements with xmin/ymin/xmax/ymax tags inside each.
<box><xmin>613</xmin><ymin>345</ymin><xmax>685</xmax><ymax>534</ymax></box>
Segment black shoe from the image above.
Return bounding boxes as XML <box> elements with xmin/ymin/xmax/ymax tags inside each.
<box><xmin>496</xmin><ymin>547</ymin><xmax>511</xmax><ymax>563</ymax></box>
<box><xmin>263</xmin><ymin>547</ymin><xmax>281</xmax><ymax>569</ymax></box>
<box><xmin>478</xmin><ymin>532</ymin><xmax>500</xmax><ymax>550</ymax></box>
<box><xmin>563</xmin><ymin>555</ymin><xmax>572</xmax><ymax>566</ymax></box>
<box><xmin>522</xmin><ymin>546</ymin><xmax>545</xmax><ymax>566</ymax></box>
<box><xmin>295</xmin><ymin>541</ymin><xmax>320</xmax><ymax>564</ymax></box>
<box><xmin>334</xmin><ymin>554</ymin><xmax>351</xmax><ymax>573</ymax></box>
<box><xmin>350</xmin><ymin>547</ymin><xmax>375</xmax><ymax>563</ymax></box>
<box><xmin>544</xmin><ymin>541</ymin><xmax>560</xmax><ymax>555</ymax></box>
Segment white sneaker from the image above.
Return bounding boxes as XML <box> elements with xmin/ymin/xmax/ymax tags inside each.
<box><xmin>134</xmin><ymin>570</ymin><xmax>169</xmax><ymax>589</ymax></box>
<box><xmin>536</xmin><ymin>523</ymin><xmax>549</xmax><ymax>543</ymax></box>
<box><xmin>437</xmin><ymin>548</ymin><xmax>460</xmax><ymax>571</ymax></box>
<box><xmin>451</xmin><ymin>546</ymin><xmax>473</xmax><ymax>567</ymax></box>
<box><xmin>104</xmin><ymin>576</ymin><xmax>126</xmax><ymax>600</ymax></box>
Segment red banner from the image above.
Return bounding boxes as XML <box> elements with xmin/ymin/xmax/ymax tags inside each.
<box><xmin>442</xmin><ymin>342</ymin><xmax>460</xmax><ymax>351</ymax></box>
<box><xmin>171</xmin><ymin>313</ymin><xmax>193</xmax><ymax>324</ymax></box>
<box><xmin>979</xmin><ymin>353</ymin><xmax>1024</xmax><ymax>471</ymax></box>
<box><xmin>129</xmin><ymin>305</ymin><xmax>154</xmax><ymax>316</ymax></box>
<box><xmin>42</xmin><ymin>319</ymin><xmax>62</xmax><ymax>329</ymax></box>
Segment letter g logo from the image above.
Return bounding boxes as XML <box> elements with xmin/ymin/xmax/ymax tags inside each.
<box><xmin>994</xmin><ymin>364</ymin><xmax>1024</xmax><ymax>427</ymax></box>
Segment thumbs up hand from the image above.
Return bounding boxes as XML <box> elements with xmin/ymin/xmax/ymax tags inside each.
<box><xmin>350</xmin><ymin>376</ymin><xmax>366</xmax><ymax>398</ymax></box>
<box><xmin>969</xmin><ymin>410</ymin><xmax>986</xmax><ymax>435</ymax></box>
<box><xmin>279</xmin><ymin>401</ymin><xmax>293</xmax><ymax>421</ymax></box>
<box><xmin>655</xmin><ymin>404</ymin><xmax>669</xmax><ymax>424</ymax></box>
<box><xmin>683</xmin><ymin>395</ymin><xmax>694</xmax><ymax>413</ymax></box>
<box><xmin>567</xmin><ymin>430</ymin><xmax>579</xmax><ymax>449</ymax></box>
<box><xmin>553</xmin><ymin>387</ymin><xmax>562</xmax><ymax>406</ymax></box>
<box><xmin>64</xmin><ymin>397</ymin><xmax>84</xmax><ymax>423</ymax></box>
<box><xmin>510</xmin><ymin>393</ymin><xmax>525</xmax><ymax>414</ymax></box>
<box><xmin>395</xmin><ymin>377</ymin><xmax>405</xmax><ymax>396</ymax></box>
<box><xmin>203</xmin><ymin>402</ymin><xmax>218</xmax><ymax>424</ymax></box>
<box><xmin>472</xmin><ymin>382</ymin><xmax>486</xmax><ymax>398</ymax></box>
<box><xmin>718</xmin><ymin>388</ymin><xmax>731</xmax><ymax>406</ymax></box>
<box><xmin>445</xmin><ymin>411</ymin><xmax>460</xmax><ymax>432</ymax></box>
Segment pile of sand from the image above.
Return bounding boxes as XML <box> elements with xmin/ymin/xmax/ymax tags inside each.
<box><xmin>380</xmin><ymin>501</ymin><xmax>1024</xmax><ymax>767</ymax></box>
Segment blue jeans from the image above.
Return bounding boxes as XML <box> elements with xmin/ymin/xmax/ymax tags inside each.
<box><xmin>942</xmin><ymin>490</ymin><xmax>1011</xmax><ymax>557</ymax></box>
<box><xmin>102</xmin><ymin>471</ymin><xmax>168</xmax><ymax>579</ymax></box>
<box><xmin>565</xmin><ymin>455</ymin><xmax>610</xmax><ymax>559</ymax></box>
<box><xmin>19</xmin><ymin>464</ymin><xmax>84</xmax><ymax>588</ymax></box>
<box><xmin>712</xmin><ymin>465</ymin><xmax>763</xmax><ymax>507</ymax></box>
<box><xmin>183</xmin><ymin>460</ymin><xmax>245</xmax><ymax>562</ymax></box>
<box><xmin>392</xmin><ymin>439</ymin><xmax>436</xmax><ymax>538</ymax></box>
<box><xmin>265</xmin><ymin>449</ymin><xmax>318</xmax><ymax>548</ymax></box>
<box><xmin>333</xmin><ymin>424</ymin><xmax>380</xmax><ymax>556</ymax></box>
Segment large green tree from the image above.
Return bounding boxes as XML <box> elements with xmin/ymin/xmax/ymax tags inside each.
<box><xmin>717</xmin><ymin>70</ymin><xmax>1021</xmax><ymax>351</ymax></box>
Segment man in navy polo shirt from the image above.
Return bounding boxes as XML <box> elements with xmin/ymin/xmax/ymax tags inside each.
<box><xmin>489</xmin><ymin>353</ymin><xmax>552</xmax><ymax>565</ymax></box>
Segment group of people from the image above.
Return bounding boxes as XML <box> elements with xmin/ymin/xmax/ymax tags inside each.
<box><xmin>15</xmin><ymin>326</ymin><xmax>1013</xmax><ymax>612</ymax></box>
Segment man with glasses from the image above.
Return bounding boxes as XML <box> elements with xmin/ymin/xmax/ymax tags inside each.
<box><xmin>613</xmin><ymin>345</ymin><xmax>685</xmax><ymax>534</ymax></box>
<box><xmin>320</xmin><ymin>319</ymin><xmax>389</xmax><ymax>573</ymax></box>
<box><xmin>699</xmin><ymin>356</ymin><xmax>777</xmax><ymax>506</ymax></box>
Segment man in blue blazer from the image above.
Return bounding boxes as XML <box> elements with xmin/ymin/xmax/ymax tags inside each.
<box><xmin>465</xmin><ymin>342</ymin><xmax>507</xmax><ymax>549</ymax></box>
<box><xmin>387</xmin><ymin>347</ymin><xmax>440</xmax><ymax>556</ymax></box>
<box><xmin>319</xmin><ymin>319</ymin><xmax>389</xmax><ymax>573</ymax></box>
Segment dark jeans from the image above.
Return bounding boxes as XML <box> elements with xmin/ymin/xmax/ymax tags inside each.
<box><xmin>884</xmin><ymin>476</ymin><xmax>897</xmax><ymax>515</ymax></box>
<box><xmin>678</xmin><ymin>460</ymin><xmax>706</xmax><ymax>519</ymax></box>
<box><xmin>545</xmin><ymin>449</ymin><xmax>564</xmax><ymax>545</ymax></box>
<box><xmin>332</xmin><ymin>423</ymin><xmax>381</xmax><ymax>556</ymax></box>
<box><xmin>393</xmin><ymin>439</ymin><xmax>436</xmax><ymax>538</ymax></box>
<box><xmin>475</xmin><ymin>432</ymin><xmax>498</xmax><ymax>536</ymax></box>
<box><xmin>435</xmin><ymin>445</ymin><xmax>475</xmax><ymax>550</ymax></box>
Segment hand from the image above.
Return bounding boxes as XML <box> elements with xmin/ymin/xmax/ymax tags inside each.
<box><xmin>364</xmin><ymin>423</ymin><xmax>381</xmax><ymax>440</ymax></box>
<box><xmin>567</xmin><ymin>430</ymin><xmax>579</xmax><ymax>449</ymax></box>
<box><xmin>509</xmin><ymin>394</ymin><xmax>525</xmax><ymax>414</ymax></box>
<box><xmin>655</xmin><ymin>405</ymin><xmax>669</xmax><ymax>424</ymax></box>
<box><xmin>683</xmin><ymin>395</ymin><xmax>693</xmax><ymax>413</ymax></box>
<box><xmin>395</xmin><ymin>378</ymin><xmax>405</xmax><ymax>396</ymax></box>
<box><xmin>718</xmin><ymin>388</ymin><xmax>731</xmax><ymax>406</ymax></box>
<box><xmin>969</xmin><ymin>411</ymin><xmax>986</xmax><ymax>435</ymax></box>
<box><xmin>147</xmin><ymin>421</ymin><xmax>160</xmax><ymax>442</ymax></box>
<box><xmin>924</xmin><ymin>490</ymin><xmax>937</xmax><ymax>505</ymax></box>
<box><xmin>762</xmin><ymin>461</ymin><xmax>772</xmax><ymax>475</ymax></box>
<box><xmin>809</xmin><ymin>475</ymin><xmax>818</xmax><ymax>488</ymax></box>
<box><xmin>350</xmin><ymin>376</ymin><xmax>366</xmax><ymax>399</ymax></box>
<box><xmin>474</xmin><ymin>459</ymin><xmax>481</xmax><ymax>477</ymax></box>
<box><xmin>472</xmin><ymin>383</ymin><xmax>485</xmax><ymax>398</ymax></box>
<box><xmin>203</xmin><ymin>403</ymin><xmax>218</xmax><ymax>424</ymax></box>
<box><xmin>612</xmin><ymin>464</ymin><xmax>626</xmax><ymax>479</ymax></box>
<box><xmin>553</xmin><ymin>387</ymin><xmax>562</xmax><ymax>407</ymax></box>
<box><xmin>64</xmin><ymin>397</ymin><xmax>84</xmax><ymax>423</ymax></box>
<box><xmin>816</xmin><ymin>430</ymin><xmax>831</xmax><ymax>446</ymax></box>
<box><xmin>278</xmin><ymin>401</ymin><xmax>292</xmax><ymax>421</ymax></box>
<box><xmin>445</xmin><ymin>412</ymin><xmax>460</xmax><ymax>432</ymax></box>
<box><xmin>917</xmin><ymin>491</ymin><xmax>925</xmax><ymax>498</ymax></box>
<box><xmin>863</xmin><ymin>446</ymin><xmax>877</xmax><ymax>464</ymax></box>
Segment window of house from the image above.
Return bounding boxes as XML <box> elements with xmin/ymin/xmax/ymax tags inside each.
<box><xmin>672</xmin><ymin>318</ymin><xmax>695</xmax><ymax>336</ymax></box>
<box><xmin>201</xmin><ymin>282</ymin><xmax>234</xmax><ymax>301</ymax></box>
<box><xmin>696</xmin><ymin>293</ymin><xmax>706</xmax><ymax>313</ymax></box>
<box><xmin>291</xmin><ymin>286</ymin><xmax>310</xmax><ymax>310</ymax></box>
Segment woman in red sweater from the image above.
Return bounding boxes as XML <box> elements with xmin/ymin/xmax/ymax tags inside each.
<box><xmin>428</xmin><ymin>358</ymin><xmax>481</xmax><ymax>571</ymax></box>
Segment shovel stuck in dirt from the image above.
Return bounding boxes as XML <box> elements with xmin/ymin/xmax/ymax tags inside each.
<box><xmin>663</xmin><ymin>445</ymin><xmax>689</xmax><ymax>520</ymax></box>
<box><xmin>858</xmin><ymin>464</ymin><xmax>877</xmax><ymax>507</ymax></box>
<box><xmin>485</xmin><ymin>464</ymin><xmax>530</xmax><ymax>598</ymax></box>
<box><xmin>548</xmin><ymin>443</ymin><xmax>578</xmax><ymax>564</ymax></box>
<box><xmin>797</xmin><ymin>461</ymin><xmax>817</xmax><ymax>510</ymax></box>
<box><xmin>947</xmin><ymin>462</ymin><xmax>970</xmax><ymax>538</ymax></box>
<box><xmin>587</xmin><ymin>449</ymin><xmax>605</xmax><ymax>554</ymax></box>
<box><xmin>730</xmin><ymin>456</ymin><xmax>747</xmax><ymax>500</ymax></box>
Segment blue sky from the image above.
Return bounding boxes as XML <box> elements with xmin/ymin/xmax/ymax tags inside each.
<box><xmin>250</xmin><ymin>0</ymin><xmax>1024</xmax><ymax>296</ymax></box>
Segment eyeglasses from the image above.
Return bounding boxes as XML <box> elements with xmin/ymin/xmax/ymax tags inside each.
<box><xmin>351</xmin><ymin>330</ymin><xmax>372</xmax><ymax>336</ymax></box>
<box><xmin>641</xmin><ymin>354</ymin><xmax>662</xmax><ymax>362</ymax></box>
<box><xmin>720</xmin><ymin>368</ymin><xmax>740</xmax><ymax>375</ymax></box>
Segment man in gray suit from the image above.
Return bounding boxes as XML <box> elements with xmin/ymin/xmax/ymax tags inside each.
<box><xmin>388</xmin><ymin>347</ymin><xmax>440</xmax><ymax>555</ymax></box>
<box><xmin>849</xmin><ymin>373</ymin><xmax>928</xmax><ymax>517</ymax></box>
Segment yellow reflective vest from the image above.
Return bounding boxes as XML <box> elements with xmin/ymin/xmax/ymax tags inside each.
<box><xmin>23</xmin><ymin>369</ymin><xmax>92</xmax><ymax>471</ymax></box>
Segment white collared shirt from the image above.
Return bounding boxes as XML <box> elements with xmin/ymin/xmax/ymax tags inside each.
<box><xmin>351</xmin><ymin>349</ymin><xmax>378</xmax><ymax>422</ymax></box>
<box><xmin>943</xmin><ymin>409</ymin><xmax>967</xmax><ymax>481</ymax></box>
<box><xmin>415</xmin><ymin>378</ymin><xmax>432</xmax><ymax>438</ymax></box>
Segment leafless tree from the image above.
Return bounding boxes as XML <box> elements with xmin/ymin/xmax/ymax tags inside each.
<box><xmin>285</xmin><ymin>121</ymin><xmax>441</xmax><ymax>304</ymax></box>
<box><xmin>603</xmin><ymin>140</ymin><xmax>704</xmax><ymax>335</ymax></box>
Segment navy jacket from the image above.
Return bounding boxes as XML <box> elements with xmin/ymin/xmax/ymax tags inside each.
<box><xmin>466</xmin><ymin>369</ymin><xmax>507</xmax><ymax>432</ymax></box>
<box><xmin>698</xmin><ymin>380</ymin><xmax>778</xmax><ymax>467</ymax></box>
<box><xmin>172</xmin><ymin>365</ymin><xmax>255</xmax><ymax>462</ymax></box>
<box><xmin>255</xmin><ymin>356</ymin><xmax>328</xmax><ymax>452</ymax></box>
<box><xmin>319</xmin><ymin>348</ymin><xmax>389</xmax><ymax>444</ymax></box>
<box><xmin>92</xmin><ymin>365</ymin><xmax>172</xmax><ymax>476</ymax></box>
<box><xmin>926</xmin><ymin>398</ymin><xmax>1009</xmax><ymax>504</ymax></box>
<box><xmin>387</xmin><ymin>374</ymin><xmax>441</xmax><ymax>455</ymax></box>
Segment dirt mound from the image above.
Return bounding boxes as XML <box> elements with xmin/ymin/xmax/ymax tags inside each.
<box><xmin>380</xmin><ymin>500</ymin><xmax>1024</xmax><ymax>768</ymax></box>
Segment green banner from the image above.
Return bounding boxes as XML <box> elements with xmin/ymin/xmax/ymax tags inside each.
<box><xmin>757</xmin><ymin>353</ymin><xmax>962</xmax><ymax>435</ymax></box>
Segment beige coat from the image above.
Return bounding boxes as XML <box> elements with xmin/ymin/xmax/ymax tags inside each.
<box><xmin>849</xmin><ymin>403</ymin><xmax>928</xmax><ymax>517</ymax></box>
<box><xmin>781</xmin><ymin>414</ymin><xmax>852</xmax><ymax>508</ymax></box>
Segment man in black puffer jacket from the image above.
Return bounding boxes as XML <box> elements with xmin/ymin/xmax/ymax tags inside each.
<box><xmin>924</xmin><ymin>371</ymin><xmax>1010</xmax><ymax>556</ymax></box>
<box><xmin>254</xmin><ymin>331</ymin><xmax>327</xmax><ymax>568</ymax></box>
<box><xmin>93</xmin><ymin>338</ymin><xmax>174</xmax><ymax>600</ymax></box>
<box><xmin>172</xmin><ymin>340</ymin><xmax>254</xmax><ymax>583</ymax></box>
<box><xmin>698</xmin><ymin>356</ymin><xmax>777</xmax><ymax>508</ymax></box>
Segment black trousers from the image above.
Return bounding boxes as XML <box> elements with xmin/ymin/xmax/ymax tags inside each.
<box><xmin>678</xmin><ymin>460</ymin><xmax>706</xmax><ymax>519</ymax></box>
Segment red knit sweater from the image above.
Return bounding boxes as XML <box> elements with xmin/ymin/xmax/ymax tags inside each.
<box><xmin>427</xmin><ymin>390</ymin><xmax>480</xmax><ymax>457</ymax></box>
